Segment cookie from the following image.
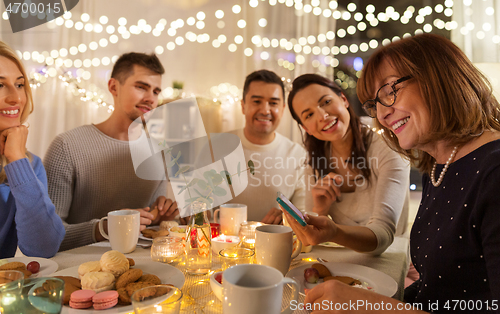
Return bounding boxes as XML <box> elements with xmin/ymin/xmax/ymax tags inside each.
<box><xmin>127</xmin><ymin>258</ymin><xmax>135</xmax><ymax>267</ymax></box>
<box><xmin>117</xmin><ymin>287</ymin><xmax>131</xmax><ymax>305</ymax></box>
<box><xmin>116</xmin><ymin>269</ymin><xmax>143</xmax><ymax>290</ymax></box>
<box><xmin>126</xmin><ymin>281</ymin><xmax>155</xmax><ymax>297</ymax></box>
<box><xmin>137</xmin><ymin>274</ymin><xmax>161</xmax><ymax>285</ymax></box>
<box><xmin>0</xmin><ymin>261</ymin><xmax>26</xmax><ymax>271</ymax></box>
<box><xmin>141</xmin><ymin>229</ymin><xmax>156</xmax><ymax>239</ymax></box>
<box><xmin>152</xmin><ymin>230</ymin><xmax>170</xmax><ymax>239</ymax></box>
<box><xmin>312</xmin><ymin>263</ymin><xmax>332</xmax><ymax>278</ymax></box>
<box><xmin>54</xmin><ymin>276</ymin><xmax>82</xmax><ymax>289</ymax></box>
<box><xmin>150</xmin><ymin>208</ymin><xmax>159</xmax><ymax>221</ymax></box>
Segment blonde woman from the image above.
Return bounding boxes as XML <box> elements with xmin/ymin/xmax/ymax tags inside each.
<box><xmin>0</xmin><ymin>41</ymin><xmax>65</xmax><ymax>258</ymax></box>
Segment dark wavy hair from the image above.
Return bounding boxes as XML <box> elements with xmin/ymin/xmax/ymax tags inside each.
<box><xmin>288</xmin><ymin>74</ymin><xmax>373</xmax><ymax>182</ymax></box>
<box><xmin>357</xmin><ymin>33</ymin><xmax>500</xmax><ymax>174</ymax></box>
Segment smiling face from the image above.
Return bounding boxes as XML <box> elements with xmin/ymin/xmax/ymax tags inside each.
<box><xmin>0</xmin><ymin>56</ymin><xmax>26</xmax><ymax>132</ymax></box>
<box><xmin>109</xmin><ymin>64</ymin><xmax>162</xmax><ymax>122</ymax></box>
<box><xmin>375</xmin><ymin>59</ymin><xmax>431</xmax><ymax>150</ymax></box>
<box><xmin>241</xmin><ymin>81</ymin><xmax>285</xmax><ymax>144</ymax></box>
<box><xmin>291</xmin><ymin>83</ymin><xmax>351</xmax><ymax>143</ymax></box>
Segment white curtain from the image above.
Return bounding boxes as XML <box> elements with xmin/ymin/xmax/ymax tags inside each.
<box><xmin>0</xmin><ymin>0</ymin><xmax>339</xmax><ymax>158</ymax></box>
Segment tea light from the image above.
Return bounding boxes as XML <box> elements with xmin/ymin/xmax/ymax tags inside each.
<box><xmin>238</xmin><ymin>221</ymin><xmax>264</xmax><ymax>249</ymax></box>
<box><xmin>219</xmin><ymin>248</ymin><xmax>254</xmax><ymax>270</ymax></box>
<box><xmin>151</xmin><ymin>236</ymin><xmax>183</xmax><ymax>263</ymax></box>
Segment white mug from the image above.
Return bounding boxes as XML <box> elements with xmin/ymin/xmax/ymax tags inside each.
<box><xmin>214</xmin><ymin>204</ymin><xmax>247</xmax><ymax>236</ymax></box>
<box><xmin>223</xmin><ymin>264</ymin><xmax>299</xmax><ymax>314</ymax></box>
<box><xmin>255</xmin><ymin>225</ymin><xmax>302</xmax><ymax>276</ymax></box>
<box><xmin>99</xmin><ymin>210</ymin><xmax>140</xmax><ymax>253</ymax></box>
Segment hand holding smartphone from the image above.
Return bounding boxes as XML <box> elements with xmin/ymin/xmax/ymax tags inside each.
<box><xmin>276</xmin><ymin>192</ymin><xmax>307</xmax><ymax>226</ymax></box>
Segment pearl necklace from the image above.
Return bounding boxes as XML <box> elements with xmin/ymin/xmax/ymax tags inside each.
<box><xmin>430</xmin><ymin>146</ymin><xmax>458</xmax><ymax>187</ymax></box>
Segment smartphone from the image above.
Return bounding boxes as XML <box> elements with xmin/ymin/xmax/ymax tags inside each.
<box><xmin>276</xmin><ymin>192</ymin><xmax>307</xmax><ymax>226</ymax></box>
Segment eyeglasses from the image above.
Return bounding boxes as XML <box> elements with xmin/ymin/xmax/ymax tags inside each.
<box><xmin>362</xmin><ymin>76</ymin><xmax>412</xmax><ymax>118</ymax></box>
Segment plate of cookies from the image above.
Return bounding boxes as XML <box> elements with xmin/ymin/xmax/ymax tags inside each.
<box><xmin>51</xmin><ymin>250</ymin><xmax>185</xmax><ymax>313</ymax></box>
<box><xmin>0</xmin><ymin>256</ymin><xmax>58</xmax><ymax>278</ymax></box>
<box><xmin>285</xmin><ymin>262</ymin><xmax>397</xmax><ymax>297</ymax></box>
<box><xmin>139</xmin><ymin>221</ymin><xmax>180</xmax><ymax>241</ymax></box>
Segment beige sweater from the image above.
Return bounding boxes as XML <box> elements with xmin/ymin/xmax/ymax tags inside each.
<box><xmin>44</xmin><ymin>125</ymin><xmax>167</xmax><ymax>251</ymax></box>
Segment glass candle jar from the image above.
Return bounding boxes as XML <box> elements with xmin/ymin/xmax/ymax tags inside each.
<box><xmin>151</xmin><ymin>236</ymin><xmax>183</xmax><ymax>263</ymax></box>
<box><xmin>238</xmin><ymin>221</ymin><xmax>264</xmax><ymax>249</ymax></box>
<box><xmin>219</xmin><ymin>248</ymin><xmax>255</xmax><ymax>270</ymax></box>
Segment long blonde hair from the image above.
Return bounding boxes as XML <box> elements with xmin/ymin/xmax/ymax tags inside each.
<box><xmin>0</xmin><ymin>41</ymin><xmax>34</xmax><ymax>183</ymax></box>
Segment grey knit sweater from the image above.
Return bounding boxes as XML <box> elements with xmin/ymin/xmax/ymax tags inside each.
<box><xmin>44</xmin><ymin>125</ymin><xmax>166</xmax><ymax>251</ymax></box>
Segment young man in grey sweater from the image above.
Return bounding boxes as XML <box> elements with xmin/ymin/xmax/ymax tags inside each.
<box><xmin>44</xmin><ymin>53</ymin><xmax>179</xmax><ymax>251</ymax></box>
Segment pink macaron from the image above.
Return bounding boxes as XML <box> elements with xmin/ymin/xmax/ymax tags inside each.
<box><xmin>93</xmin><ymin>290</ymin><xmax>119</xmax><ymax>310</ymax></box>
<box><xmin>69</xmin><ymin>290</ymin><xmax>96</xmax><ymax>309</ymax></box>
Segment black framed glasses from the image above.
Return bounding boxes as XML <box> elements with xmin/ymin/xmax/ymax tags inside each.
<box><xmin>362</xmin><ymin>76</ymin><xmax>412</xmax><ymax>118</ymax></box>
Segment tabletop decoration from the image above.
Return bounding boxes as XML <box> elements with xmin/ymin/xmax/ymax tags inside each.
<box><xmin>0</xmin><ymin>270</ymin><xmax>24</xmax><ymax>313</ymax></box>
<box><xmin>238</xmin><ymin>221</ymin><xmax>264</xmax><ymax>250</ymax></box>
<box><xmin>151</xmin><ymin>236</ymin><xmax>184</xmax><ymax>264</ymax></box>
<box><xmin>212</xmin><ymin>234</ymin><xmax>240</xmax><ymax>255</ymax></box>
<box><xmin>186</xmin><ymin>202</ymin><xmax>213</xmax><ymax>276</ymax></box>
<box><xmin>219</xmin><ymin>248</ymin><xmax>255</xmax><ymax>270</ymax></box>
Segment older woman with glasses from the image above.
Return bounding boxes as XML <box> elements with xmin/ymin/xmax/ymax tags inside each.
<box><xmin>287</xmin><ymin>74</ymin><xmax>410</xmax><ymax>255</ymax></box>
<box><xmin>285</xmin><ymin>34</ymin><xmax>500</xmax><ymax>313</ymax></box>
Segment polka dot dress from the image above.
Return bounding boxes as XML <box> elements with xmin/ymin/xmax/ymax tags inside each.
<box><xmin>407</xmin><ymin>140</ymin><xmax>500</xmax><ymax>313</ymax></box>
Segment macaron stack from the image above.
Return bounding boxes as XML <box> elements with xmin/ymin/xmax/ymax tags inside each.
<box><xmin>69</xmin><ymin>290</ymin><xmax>119</xmax><ymax>310</ymax></box>
<box><xmin>93</xmin><ymin>291</ymin><xmax>119</xmax><ymax>310</ymax></box>
<box><xmin>69</xmin><ymin>290</ymin><xmax>95</xmax><ymax>309</ymax></box>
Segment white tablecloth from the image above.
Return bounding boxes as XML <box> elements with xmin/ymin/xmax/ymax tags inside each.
<box><xmin>49</xmin><ymin>236</ymin><xmax>410</xmax><ymax>313</ymax></box>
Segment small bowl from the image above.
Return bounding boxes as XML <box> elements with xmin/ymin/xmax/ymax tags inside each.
<box><xmin>209</xmin><ymin>271</ymin><xmax>223</xmax><ymax>301</ymax></box>
<box><xmin>211</xmin><ymin>235</ymin><xmax>240</xmax><ymax>255</ymax></box>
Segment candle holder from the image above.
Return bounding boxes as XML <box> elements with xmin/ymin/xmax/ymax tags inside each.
<box><xmin>219</xmin><ymin>248</ymin><xmax>254</xmax><ymax>270</ymax></box>
<box><xmin>210</xmin><ymin>223</ymin><xmax>220</xmax><ymax>239</ymax></box>
<box><xmin>151</xmin><ymin>236</ymin><xmax>183</xmax><ymax>263</ymax></box>
<box><xmin>0</xmin><ymin>270</ymin><xmax>24</xmax><ymax>313</ymax></box>
<box><xmin>238</xmin><ymin>221</ymin><xmax>264</xmax><ymax>250</ymax></box>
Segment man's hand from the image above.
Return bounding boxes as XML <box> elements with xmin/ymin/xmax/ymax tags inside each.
<box><xmin>150</xmin><ymin>197</ymin><xmax>179</xmax><ymax>224</ymax></box>
<box><xmin>0</xmin><ymin>125</ymin><xmax>28</xmax><ymax>163</ymax></box>
<box><xmin>261</xmin><ymin>207</ymin><xmax>283</xmax><ymax>224</ymax></box>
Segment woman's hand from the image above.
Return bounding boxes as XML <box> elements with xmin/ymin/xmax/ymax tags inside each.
<box><xmin>283</xmin><ymin>210</ymin><xmax>337</xmax><ymax>246</ymax></box>
<box><xmin>311</xmin><ymin>172</ymin><xmax>342</xmax><ymax>215</ymax></box>
<box><xmin>0</xmin><ymin>125</ymin><xmax>28</xmax><ymax>163</ymax></box>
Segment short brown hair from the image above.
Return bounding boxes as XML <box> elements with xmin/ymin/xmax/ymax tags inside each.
<box><xmin>243</xmin><ymin>70</ymin><xmax>285</xmax><ymax>100</ymax></box>
<box><xmin>357</xmin><ymin>34</ymin><xmax>500</xmax><ymax>174</ymax></box>
<box><xmin>111</xmin><ymin>52</ymin><xmax>164</xmax><ymax>83</ymax></box>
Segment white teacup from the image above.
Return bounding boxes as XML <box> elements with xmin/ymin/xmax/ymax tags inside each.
<box><xmin>214</xmin><ymin>204</ymin><xmax>247</xmax><ymax>235</ymax></box>
<box><xmin>255</xmin><ymin>225</ymin><xmax>301</xmax><ymax>275</ymax></box>
<box><xmin>98</xmin><ymin>210</ymin><xmax>140</xmax><ymax>253</ymax></box>
<box><xmin>223</xmin><ymin>264</ymin><xmax>299</xmax><ymax>314</ymax></box>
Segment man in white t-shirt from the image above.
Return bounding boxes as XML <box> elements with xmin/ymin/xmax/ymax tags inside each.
<box><xmin>229</xmin><ymin>70</ymin><xmax>307</xmax><ymax>224</ymax></box>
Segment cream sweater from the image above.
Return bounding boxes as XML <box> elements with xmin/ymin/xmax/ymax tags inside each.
<box><xmin>229</xmin><ymin>129</ymin><xmax>307</xmax><ymax>221</ymax></box>
<box><xmin>305</xmin><ymin>134</ymin><xmax>410</xmax><ymax>255</ymax></box>
<box><xmin>44</xmin><ymin>125</ymin><xmax>167</xmax><ymax>251</ymax></box>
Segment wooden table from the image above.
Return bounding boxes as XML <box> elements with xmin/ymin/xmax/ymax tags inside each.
<box><xmin>49</xmin><ymin>236</ymin><xmax>409</xmax><ymax>313</ymax></box>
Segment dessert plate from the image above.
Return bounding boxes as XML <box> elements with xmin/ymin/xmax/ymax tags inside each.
<box><xmin>286</xmin><ymin>262</ymin><xmax>397</xmax><ymax>297</ymax></box>
<box><xmin>1</xmin><ymin>257</ymin><xmax>59</xmax><ymax>278</ymax></box>
<box><xmin>53</xmin><ymin>261</ymin><xmax>185</xmax><ymax>314</ymax></box>
<box><xmin>138</xmin><ymin>226</ymin><xmax>160</xmax><ymax>241</ymax></box>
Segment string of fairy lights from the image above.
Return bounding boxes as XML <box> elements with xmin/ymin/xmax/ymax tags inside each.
<box><xmin>4</xmin><ymin>0</ymin><xmax>489</xmax><ymax>111</ymax></box>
